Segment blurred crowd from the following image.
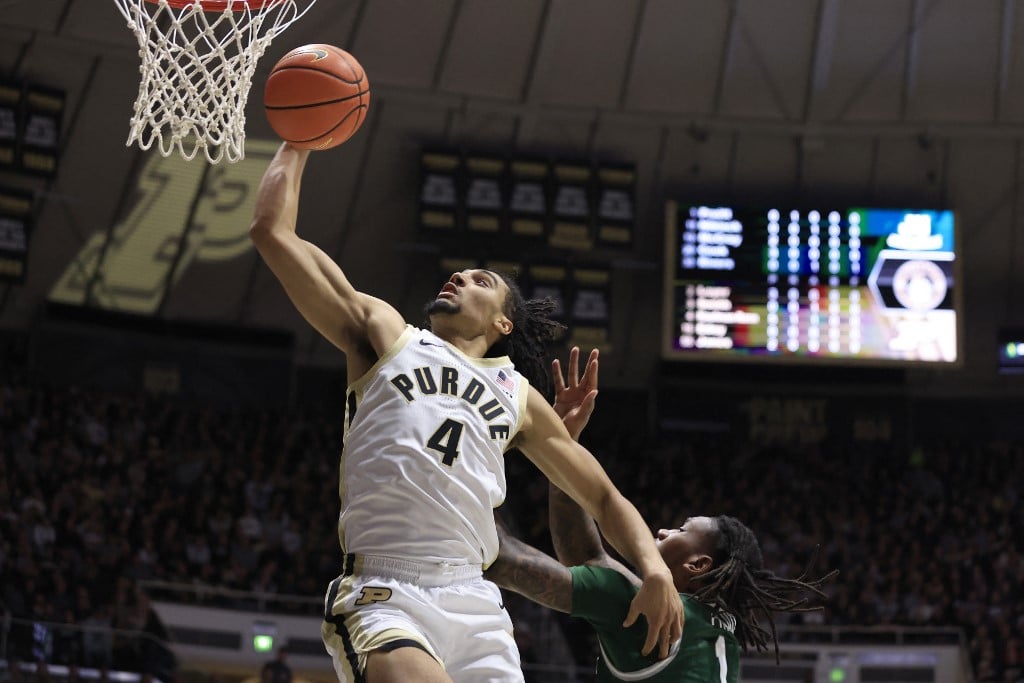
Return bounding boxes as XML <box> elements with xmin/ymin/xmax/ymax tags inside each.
<box><xmin>1</xmin><ymin>380</ymin><xmax>1021</xmax><ymax>681</ymax></box>
<box><xmin>0</xmin><ymin>382</ymin><xmax>342</xmax><ymax>676</ymax></box>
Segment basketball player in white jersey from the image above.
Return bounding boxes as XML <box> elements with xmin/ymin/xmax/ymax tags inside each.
<box><xmin>249</xmin><ymin>143</ymin><xmax>682</xmax><ymax>683</ymax></box>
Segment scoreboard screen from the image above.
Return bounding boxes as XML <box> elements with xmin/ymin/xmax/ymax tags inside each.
<box><xmin>662</xmin><ymin>201</ymin><xmax>962</xmax><ymax>366</ymax></box>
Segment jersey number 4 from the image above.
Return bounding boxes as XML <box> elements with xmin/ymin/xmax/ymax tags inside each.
<box><xmin>427</xmin><ymin>418</ymin><xmax>464</xmax><ymax>466</ymax></box>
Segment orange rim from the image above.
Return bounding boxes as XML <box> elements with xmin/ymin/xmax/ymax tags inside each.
<box><xmin>143</xmin><ymin>0</ymin><xmax>271</xmax><ymax>10</ymax></box>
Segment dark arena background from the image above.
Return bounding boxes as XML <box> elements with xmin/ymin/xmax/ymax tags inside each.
<box><xmin>1</xmin><ymin>1</ymin><xmax>1023</xmax><ymax>682</ymax></box>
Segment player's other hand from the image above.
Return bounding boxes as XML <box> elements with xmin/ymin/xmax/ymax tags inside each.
<box><xmin>624</xmin><ymin>570</ymin><xmax>684</xmax><ymax>659</ymax></box>
<box><xmin>551</xmin><ymin>347</ymin><xmax>599</xmax><ymax>441</ymax></box>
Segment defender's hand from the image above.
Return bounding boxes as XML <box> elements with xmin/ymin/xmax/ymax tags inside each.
<box><xmin>623</xmin><ymin>571</ymin><xmax>684</xmax><ymax>659</ymax></box>
<box><xmin>551</xmin><ymin>347</ymin><xmax>599</xmax><ymax>441</ymax></box>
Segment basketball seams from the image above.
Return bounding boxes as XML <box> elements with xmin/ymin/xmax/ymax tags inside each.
<box><xmin>324</xmin><ymin>45</ymin><xmax>366</xmax><ymax>83</ymax></box>
<box><xmin>268</xmin><ymin>64</ymin><xmax>364</xmax><ymax>86</ymax></box>
<box><xmin>265</xmin><ymin>92</ymin><xmax>370</xmax><ymax>110</ymax></box>
<box><xmin>284</xmin><ymin>105</ymin><xmax>366</xmax><ymax>145</ymax></box>
<box><xmin>277</xmin><ymin>44</ymin><xmax>364</xmax><ymax>84</ymax></box>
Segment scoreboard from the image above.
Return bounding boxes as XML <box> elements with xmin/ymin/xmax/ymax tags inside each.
<box><xmin>662</xmin><ymin>202</ymin><xmax>961</xmax><ymax>366</ymax></box>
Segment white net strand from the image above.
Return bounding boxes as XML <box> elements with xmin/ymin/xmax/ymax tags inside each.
<box><xmin>112</xmin><ymin>0</ymin><xmax>316</xmax><ymax>164</ymax></box>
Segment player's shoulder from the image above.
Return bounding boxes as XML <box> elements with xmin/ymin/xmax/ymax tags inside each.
<box><xmin>682</xmin><ymin>595</ymin><xmax>739</xmax><ymax>636</ymax></box>
<box><xmin>569</xmin><ymin>564</ymin><xmax>639</xmax><ymax>621</ymax></box>
<box><xmin>571</xmin><ymin>564</ymin><xmax>637</xmax><ymax>594</ymax></box>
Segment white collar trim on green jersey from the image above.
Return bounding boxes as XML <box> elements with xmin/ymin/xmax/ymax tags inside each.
<box><xmin>598</xmin><ymin>638</ymin><xmax>681</xmax><ymax>681</ymax></box>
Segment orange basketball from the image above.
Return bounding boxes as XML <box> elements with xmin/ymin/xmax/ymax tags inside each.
<box><xmin>264</xmin><ymin>44</ymin><xmax>370</xmax><ymax>150</ymax></box>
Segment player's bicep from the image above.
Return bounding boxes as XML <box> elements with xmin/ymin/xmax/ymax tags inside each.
<box><xmin>254</xmin><ymin>230</ymin><xmax>391</xmax><ymax>352</ymax></box>
<box><xmin>304</xmin><ymin>243</ymin><xmax>407</xmax><ymax>354</ymax></box>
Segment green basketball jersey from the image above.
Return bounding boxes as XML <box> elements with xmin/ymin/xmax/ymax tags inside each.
<box><xmin>570</xmin><ymin>565</ymin><xmax>740</xmax><ymax>682</ymax></box>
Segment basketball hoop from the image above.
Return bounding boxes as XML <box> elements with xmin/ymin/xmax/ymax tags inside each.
<box><xmin>112</xmin><ymin>0</ymin><xmax>317</xmax><ymax>163</ymax></box>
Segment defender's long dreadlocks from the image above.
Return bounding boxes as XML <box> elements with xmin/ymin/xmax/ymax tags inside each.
<box><xmin>485</xmin><ymin>273</ymin><xmax>565</xmax><ymax>400</ymax></box>
<box><xmin>691</xmin><ymin>515</ymin><xmax>838</xmax><ymax>662</ymax></box>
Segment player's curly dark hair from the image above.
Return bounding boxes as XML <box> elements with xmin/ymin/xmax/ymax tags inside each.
<box><xmin>692</xmin><ymin>515</ymin><xmax>837</xmax><ymax>662</ymax></box>
<box><xmin>485</xmin><ymin>273</ymin><xmax>565</xmax><ymax>400</ymax></box>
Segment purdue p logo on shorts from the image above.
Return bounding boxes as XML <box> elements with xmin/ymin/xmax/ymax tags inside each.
<box><xmin>355</xmin><ymin>586</ymin><xmax>394</xmax><ymax>606</ymax></box>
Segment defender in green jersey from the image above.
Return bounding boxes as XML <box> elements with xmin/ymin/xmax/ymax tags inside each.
<box><xmin>488</xmin><ymin>348</ymin><xmax>835</xmax><ymax>681</ymax></box>
<box><xmin>572</xmin><ymin>561</ymin><xmax>740</xmax><ymax>682</ymax></box>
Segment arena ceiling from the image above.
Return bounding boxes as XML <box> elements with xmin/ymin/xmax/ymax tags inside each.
<box><xmin>2</xmin><ymin>0</ymin><xmax>1023</xmax><ymax>387</ymax></box>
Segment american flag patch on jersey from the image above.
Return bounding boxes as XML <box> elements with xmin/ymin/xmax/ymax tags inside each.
<box><xmin>495</xmin><ymin>369</ymin><xmax>517</xmax><ymax>393</ymax></box>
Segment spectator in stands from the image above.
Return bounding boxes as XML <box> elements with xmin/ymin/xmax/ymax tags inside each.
<box><xmin>52</xmin><ymin>609</ymin><xmax>83</xmax><ymax>666</ymax></box>
<box><xmin>30</xmin><ymin>592</ymin><xmax>55</xmax><ymax>662</ymax></box>
<box><xmin>80</xmin><ymin>604</ymin><xmax>114</xmax><ymax>669</ymax></box>
<box><xmin>261</xmin><ymin>647</ymin><xmax>293</xmax><ymax>683</ymax></box>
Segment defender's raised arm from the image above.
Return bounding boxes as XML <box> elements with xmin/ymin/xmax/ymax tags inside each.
<box><xmin>514</xmin><ymin>387</ymin><xmax>683</xmax><ymax>659</ymax></box>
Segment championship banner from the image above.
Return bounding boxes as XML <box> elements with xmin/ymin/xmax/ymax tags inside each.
<box><xmin>507</xmin><ymin>157</ymin><xmax>549</xmax><ymax>240</ymax></box>
<box><xmin>19</xmin><ymin>85</ymin><xmax>64</xmax><ymax>177</ymax></box>
<box><xmin>569</xmin><ymin>265</ymin><xmax>612</xmax><ymax>352</ymax></box>
<box><xmin>464</xmin><ymin>154</ymin><xmax>505</xmax><ymax>235</ymax></box>
<box><xmin>549</xmin><ymin>160</ymin><xmax>593</xmax><ymax>251</ymax></box>
<box><xmin>419</xmin><ymin>150</ymin><xmax>461</xmax><ymax>232</ymax></box>
<box><xmin>525</xmin><ymin>261</ymin><xmax>569</xmax><ymax>340</ymax></box>
<box><xmin>0</xmin><ymin>81</ymin><xmax>22</xmax><ymax>170</ymax></box>
<box><xmin>595</xmin><ymin>162</ymin><xmax>636</xmax><ymax>248</ymax></box>
<box><xmin>0</xmin><ymin>186</ymin><xmax>34</xmax><ymax>283</ymax></box>
<box><xmin>419</xmin><ymin>150</ymin><xmax>636</xmax><ymax>253</ymax></box>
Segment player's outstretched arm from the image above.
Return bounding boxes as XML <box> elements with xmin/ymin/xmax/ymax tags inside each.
<box><xmin>488</xmin><ymin>348</ymin><xmax>621</xmax><ymax>611</ymax></box>
<box><xmin>249</xmin><ymin>143</ymin><xmax>404</xmax><ymax>361</ymax></box>
<box><xmin>548</xmin><ymin>348</ymin><xmax>638</xmax><ymax>581</ymax></box>
<box><xmin>515</xmin><ymin>390</ymin><xmax>683</xmax><ymax>658</ymax></box>
<box><xmin>549</xmin><ymin>482</ymin><xmax>636</xmax><ymax>579</ymax></box>
<box><xmin>485</xmin><ymin>517</ymin><xmax>573</xmax><ymax>613</ymax></box>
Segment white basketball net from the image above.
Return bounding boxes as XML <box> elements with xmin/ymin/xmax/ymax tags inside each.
<box><xmin>112</xmin><ymin>0</ymin><xmax>317</xmax><ymax>164</ymax></box>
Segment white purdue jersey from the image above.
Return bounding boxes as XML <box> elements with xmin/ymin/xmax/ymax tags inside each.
<box><xmin>338</xmin><ymin>325</ymin><xmax>528</xmax><ymax>567</ymax></box>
